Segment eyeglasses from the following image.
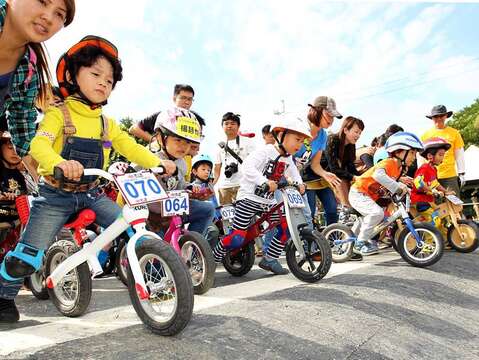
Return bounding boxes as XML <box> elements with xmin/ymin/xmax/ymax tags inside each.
<box><xmin>178</xmin><ymin>96</ymin><xmax>194</xmax><ymax>102</ymax></box>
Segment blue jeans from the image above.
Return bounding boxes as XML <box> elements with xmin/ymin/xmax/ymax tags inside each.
<box><xmin>187</xmin><ymin>199</ymin><xmax>215</xmax><ymax>236</ymax></box>
<box><xmin>0</xmin><ymin>182</ymin><xmax>121</xmax><ymax>299</ymax></box>
<box><xmin>306</xmin><ymin>188</ymin><xmax>338</xmax><ymax>225</ymax></box>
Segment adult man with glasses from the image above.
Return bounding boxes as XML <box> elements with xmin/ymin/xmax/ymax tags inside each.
<box><xmin>421</xmin><ymin>105</ymin><xmax>465</xmax><ymax>197</ymax></box>
<box><xmin>129</xmin><ymin>84</ymin><xmax>204</xmax><ymax>143</ymax></box>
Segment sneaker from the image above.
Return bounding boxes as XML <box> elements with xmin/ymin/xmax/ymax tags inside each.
<box><xmin>258</xmin><ymin>258</ymin><xmax>289</xmax><ymax>275</ymax></box>
<box><xmin>350</xmin><ymin>250</ymin><xmax>363</xmax><ymax>261</ymax></box>
<box><xmin>360</xmin><ymin>243</ymin><xmax>379</xmax><ymax>256</ymax></box>
<box><xmin>0</xmin><ymin>298</ymin><xmax>19</xmax><ymax>323</ymax></box>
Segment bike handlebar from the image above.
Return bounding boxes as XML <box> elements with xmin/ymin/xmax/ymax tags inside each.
<box><xmin>53</xmin><ymin>165</ymin><xmax>166</xmax><ymax>183</ymax></box>
<box><xmin>254</xmin><ymin>179</ymin><xmax>303</xmax><ymax>197</ymax></box>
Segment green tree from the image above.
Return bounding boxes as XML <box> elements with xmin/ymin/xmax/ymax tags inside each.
<box><xmin>109</xmin><ymin>116</ymin><xmax>149</xmax><ymax>163</ymax></box>
<box><xmin>448</xmin><ymin>98</ymin><xmax>479</xmax><ymax>149</ymax></box>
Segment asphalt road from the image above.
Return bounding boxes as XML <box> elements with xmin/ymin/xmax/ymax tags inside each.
<box><xmin>1</xmin><ymin>250</ymin><xmax>478</xmax><ymax>360</ymax></box>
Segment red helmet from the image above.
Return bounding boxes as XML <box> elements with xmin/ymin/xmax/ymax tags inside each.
<box><xmin>420</xmin><ymin>137</ymin><xmax>451</xmax><ymax>158</ymax></box>
<box><xmin>56</xmin><ymin>35</ymin><xmax>122</xmax><ymax>103</ymax></box>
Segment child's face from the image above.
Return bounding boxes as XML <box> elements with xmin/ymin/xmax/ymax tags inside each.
<box><xmin>75</xmin><ymin>56</ymin><xmax>114</xmax><ymax>104</ymax></box>
<box><xmin>188</xmin><ymin>143</ymin><xmax>200</xmax><ymax>156</ymax></box>
<box><xmin>1</xmin><ymin>141</ymin><xmax>21</xmax><ymax>166</ymax></box>
<box><xmin>280</xmin><ymin>131</ymin><xmax>307</xmax><ymax>155</ymax></box>
<box><xmin>9</xmin><ymin>0</ymin><xmax>67</xmax><ymax>43</ymax></box>
<box><xmin>165</xmin><ymin>136</ymin><xmax>191</xmax><ymax>159</ymax></box>
<box><xmin>404</xmin><ymin>149</ymin><xmax>417</xmax><ymax>166</ymax></box>
<box><xmin>430</xmin><ymin>149</ymin><xmax>446</xmax><ymax>165</ymax></box>
<box><xmin>193</xmin><ymin>163</ymin><xmax>211</xmax><ymax>181</ymax></box>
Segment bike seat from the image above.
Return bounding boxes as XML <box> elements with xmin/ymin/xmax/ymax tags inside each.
<box><xmin>64</xmin><ymin>209</ymin><xmax>96</xmax><ymax>229</ymax></box>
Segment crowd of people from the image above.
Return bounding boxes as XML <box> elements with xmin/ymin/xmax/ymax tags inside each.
<box><xmin>0</xmin><ymin>0</ymin><xmax>468</xmax><ymax>325</ymax></box>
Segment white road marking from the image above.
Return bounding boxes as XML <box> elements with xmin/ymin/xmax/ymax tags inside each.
<box><xmin>0</xmin><ymin>251</ymin><xmax>400</xmax><ymax>357</ymax></box>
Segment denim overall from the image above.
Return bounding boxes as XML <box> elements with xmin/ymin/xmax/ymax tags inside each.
<box><xmin>0</xmin><ymin>104</ymin><xmax>121</xmax><ymax>299</ymax></box>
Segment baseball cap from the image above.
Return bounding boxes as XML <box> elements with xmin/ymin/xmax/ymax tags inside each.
<box><xmin>308</xmin><ymin>96</ymin><xmax>343</xmax><ymax>119</ymax></box>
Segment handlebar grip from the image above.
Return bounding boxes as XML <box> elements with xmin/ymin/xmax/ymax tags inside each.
<box><xmin>53</xmin><ymin>166</ymin><xmax>64</xmax><ymax>181</ymax></box>
<box><xmin>150</xmin><ymin>165</ymin><xmax>166</xmax><ymax>175</ymax></box>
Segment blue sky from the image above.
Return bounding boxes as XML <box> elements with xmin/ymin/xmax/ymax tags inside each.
<box><xmin>46</xmin><ymin>1</ymin><xmax>479</xmax><ymax>155</ymax></box>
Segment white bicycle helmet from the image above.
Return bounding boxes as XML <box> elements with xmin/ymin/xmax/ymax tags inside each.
<box><xmin>271</xmin><ymin>115</ymin><xmax>312</xmax><ymax>140</ymax></box>
<box><xmin>154</xmin><ymin>107</ymin><xmax>201</xmax><ymax>144</ymax></box>
<box><xmin>385</xmin><ymin>131</ymin><xmax>424</xmax><ymax>153</ymax></box>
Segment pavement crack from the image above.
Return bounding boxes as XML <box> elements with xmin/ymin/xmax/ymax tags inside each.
<box><xmin>344</xmin><ymin>325</ymin><xmax>383</xmax><ymax>360</ymax></box>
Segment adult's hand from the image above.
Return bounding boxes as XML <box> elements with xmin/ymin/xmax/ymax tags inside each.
<box><xmin>323</xmin><ymin>172</ymin><xmax>341</xmax><ymax>187</ymax></box>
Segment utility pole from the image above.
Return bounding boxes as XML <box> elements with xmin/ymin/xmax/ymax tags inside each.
<box><xmin>273</xmin><ymin>99</ymin><xmax>285</xmax><ymax>115</ymax></box>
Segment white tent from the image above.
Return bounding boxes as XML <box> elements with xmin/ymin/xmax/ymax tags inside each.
<box><xmin>465</xmin><ymin>145</ymin><xmax>479</xmax><ymax>184</ymax></box>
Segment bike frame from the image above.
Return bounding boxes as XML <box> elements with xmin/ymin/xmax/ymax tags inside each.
<box><xmin>226</xmin><ymin>185</ymin><xmax>309</xmax><ymax>259</ymax></box>
<box><xmin>334</xmin><ymin>195</ymin><xmax>424</xmax><ymax>247</ymax></box>
<box><xmin>46</xmin><ymin>169</ymin><xmax>165</xmax><ymax>300</ymax></box>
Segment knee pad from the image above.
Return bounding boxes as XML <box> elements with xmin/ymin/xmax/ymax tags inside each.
<box><xmin>275</xmin><ymin>220</ymin><xmax>290</xmax><ymax>244</ymax></box>
<box><xmin>0</xmin><ymin>243</ymin><xmax>44</xmax><ymax>281</ymax></box>
<box><xmin>221</xmin><ymin>229</ymin><xmax>247</xmax><ymax>249</ymax></box>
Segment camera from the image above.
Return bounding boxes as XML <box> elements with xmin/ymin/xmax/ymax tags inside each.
<box><xmin>224</xmin><ymin>162</ymin><xmax>239</xmax><ymax>178</ymax></box>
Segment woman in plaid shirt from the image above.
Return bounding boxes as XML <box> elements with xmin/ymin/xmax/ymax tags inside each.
<box><xmin>0</xmin><ymin>0</ymin><xmax>75</xmax><ymax>157</ymax></box>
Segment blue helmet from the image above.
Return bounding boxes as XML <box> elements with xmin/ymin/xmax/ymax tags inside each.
<box><xmin>192</xmin><ymin>154</ymin><xmax>213</xmax><ymax>169</ymax></box>
<box><xmin>385</xmin><ymin>131</ymin><xmax>424</xmax><ymax>153</ymax></box>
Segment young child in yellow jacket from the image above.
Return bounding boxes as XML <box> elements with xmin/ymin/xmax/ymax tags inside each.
<box><xmin>0</xmin><ymin>36</ymin><xmax>175</xmax><ymax>323</ymax></box>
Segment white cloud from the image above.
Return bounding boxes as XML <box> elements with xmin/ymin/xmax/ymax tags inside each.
<box><xmin>41</xmin><ymin>1</ymin><xmax>478</xmax><ymax>158</ymax></box>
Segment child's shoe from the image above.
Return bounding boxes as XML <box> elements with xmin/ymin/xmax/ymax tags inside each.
<box><xmin>259</xmin><ymin>257</ymin><xmax>289</xmax><ymax>275</ymax></box>
<box><xmin>350</xmin><ymin>249</ymin><xmax>363</xmax><ymax>261</ymax></box>
<box><xmin>360</xmin><ymin>242</ymin><xmax>379</xmax><ymax>256</ymax></box>
<box><xmin>0</xmin><ymin>297</ymin><xmax>19</xmax><ymax>323</ymax></box>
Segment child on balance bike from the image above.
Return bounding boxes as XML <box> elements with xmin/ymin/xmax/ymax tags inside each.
<box><xmin>212</xmin><ymin>116</ymin><xmax>310</xmax><ymax>275</ymax></box>
<box><xmin>0</xmin><ymin>36</ymin><xmax>174</xmax><ymax>323</ymax></box>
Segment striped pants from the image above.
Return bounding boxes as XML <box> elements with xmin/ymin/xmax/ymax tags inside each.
<box><xmin>213</xmin><ymin>198</ymin><xmax>288</xmax><ymax>262</ymax></box>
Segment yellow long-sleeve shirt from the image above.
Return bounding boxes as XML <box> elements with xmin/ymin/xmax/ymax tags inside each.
<box><xmin>31</xmin><ymin>97</ymin><xmax>160</xmax><ymax>176</ymax></box>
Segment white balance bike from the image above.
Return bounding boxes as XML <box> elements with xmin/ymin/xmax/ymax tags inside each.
<box><xmin>45</xmin><ymin>165</ymin><xmax>194</xmax><ymax>336</ymax></box>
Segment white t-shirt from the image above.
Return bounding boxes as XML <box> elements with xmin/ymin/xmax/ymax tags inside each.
<box><xmin>237</xmin><ymin>144</ymin><xmax>303</xmax><ymax>205</ymax></box>
<box><xmin>215</xmin><ymin>136</ymin><xmax>255</xmax><ymax>188</ymax></box>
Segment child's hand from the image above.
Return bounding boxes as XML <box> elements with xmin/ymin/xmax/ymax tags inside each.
<box><xmin>298</xmin><ymin>183</ymin><xmax>306</xmax><ymax>195</ymax></box>
<box><xmin>445</xmin><ymin>189</ymin><xmax>456</xmax><ymax>196</ymax></box>
<box><xmin>267</xmin><ymin>180</ymin><xmax>278</xmax><ymax>192</ymax></box>
<box><xmin>191</xmin><ymin>185</ymin><xmax>201</xmax><ymax>193</ymax></box>
<box><xmin>400</xmin><ymin>176</ymin><xmax>413</xmax><ymax>187</ymax></box>
<box><xmin>57</xmin><ymin>160</ymin><xmax>84</xmax><ymax>181</ymax></box>
<box><xmin>161</xmin><ymin>160</ymin><xmax>177</xmax><ymax>176</ymax></box>
<box><xmin>395</xmin><ymin>183</ymin><xmax>409</xmax><ymax>197</ymax></box>
<box><xmin>0</xmin><ymin>192</ymin><xmax>17</xmax><ymax>201</ymax></box>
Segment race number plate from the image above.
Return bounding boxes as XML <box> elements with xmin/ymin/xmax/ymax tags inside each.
<box><xmin>446</xmin><ymin>194</ymin><xmax>463</xmax><ymax>205</ymax></box>
<box><xmin>115</xmin><ymin>171</ymin><xmax>167</xmax><ymax>206</ymax></box>
<box><xmin>285</xmin><ymin>188</ymin><xmax>305</xmax><ymax>208</ymax></box>
<box><xmin>162</xmin><ymin>191</ymin><xmax>190</xmax><ymax>216</ymax></box>
<box><xmin>220</xmin><ymin>205</ymin><xmax>235</xmax><ymax>220</ymax></box>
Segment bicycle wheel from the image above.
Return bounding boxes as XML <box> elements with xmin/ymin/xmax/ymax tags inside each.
<box><xmin>179</xmin><ymin>231</ymin><xmax>216</xmax><ymax>295</ymax></box>
<box><xmin>45</xmin><ymin>240</ymin><xmax>92</xmax><ymax>317</ymax></box>
<box><xmin>286</xmin><ymin>228</ymin><xmax>332</xmax><ymax>283</ymax></box>
<box><xmin>447</xmin><ymin>220</ymin><xmax>479</xmax><ymax>253</ymax></box>
<box><xmin>397</xmin><ymin>222</ymin><xmax>444</xmax><ymax>267</ymax></box>
<box><xmin>322</xmin><ymin>223</ymin><xmax>354</xmax><ymax>263</ymax></box>
<box><xmin>115</xmin><ymin>237</ymin><xmax>129</xmax><ymax>286</ymax></box>
<box><xmin>127</xmin><ymin>237</ymin><xmax>193</xmax><ymax>336</ymax></box>
<box><xmin>222</xmin><ymin>242</ymin><xmax>255</xmax><ymax>277</ymax></box>
<box><xmin>25</xmin><ymin>270</ymin><xmax>49</xmax><ymax>300</ymax></box>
